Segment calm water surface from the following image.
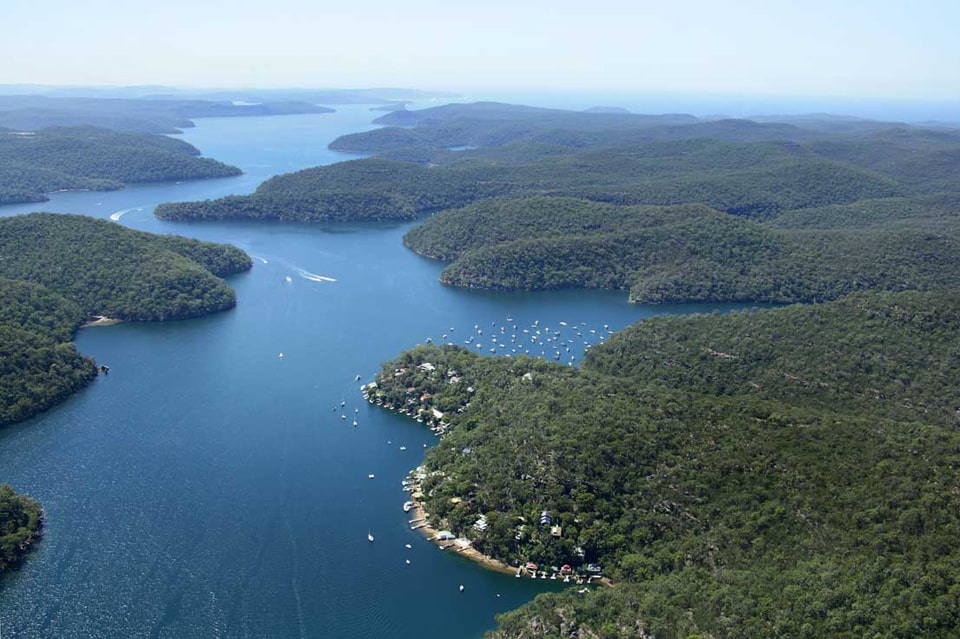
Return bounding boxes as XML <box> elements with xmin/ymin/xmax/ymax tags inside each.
<box><xmin>0</xmin><ymin>105</ymin><xmax>747</xmax><ymax>638</ymax></box>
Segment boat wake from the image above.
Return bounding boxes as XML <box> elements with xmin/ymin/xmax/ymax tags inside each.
<box><xmin>108</xmin><ymin>207</ymin><xmax>142</xmax><ymax>221</ymax></box>
<box><xmin>295</xmin><ymin>267</ymin><xmax>336</xmax><ymax>283</ymax></box>
<box><xmin>250</xmin><ymin>255</ymin><xmax>269</xmax><ymax>265</ymax></box>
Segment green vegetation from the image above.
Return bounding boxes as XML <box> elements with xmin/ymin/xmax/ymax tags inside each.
<box><xmin>0</xmin><ymin>212</ymin><xmax>251</xmax><ymax>431</ymax></box>
<box><xmin>0</xmin><ymin>95</ymin><xmax>332</xmax><ymax>134</ymax></box>
<box><xmin>155</xmin><ymin>157</ymin><xmax>517</xmax><ymax>222</ymax></box>
<box><xmin>158</xmin><ymin>137</ymin><xmax>903</xmax><ymax>223</ymax></box>
<box><xmin>0</xmin><ymin>484</ymin><xmax>43</xmax><ymax>574</ymax></box>
<box><xmin>404</xmin><ymin>196</ymin><xmax>960</xmax><ymax>304</ymax></box>
<box><xmin>0</xmin><ymin>278</ymin><xmax>95</xmax><ymax>426</ymax></box>
<box><xmin>0</xmin><ymin>213</ymin><xmax>250</xmax><ymax>320</ymax></box>
<box><xmin>371</xmin><ymin>289</ymin><xmax>960</xmax><ymax>638</ymax></box>
<box><xmin>158</xmin><ymin>103</ymin><xmax>960</xmax><ymax>306</ymax></box>
<box><xmin>0</xmin><ymin>213</ymin><xmax>251</xmax><ymax>571</ymax></box>
<box><xmin>0</xmin><ymin>126</ymin><xmax>242</xmax><ymax>204</ymax></box>
<box><xmin>767</xmin><ymin>192</ymin><xmax>960</xmax><ymax>230</ymax></box>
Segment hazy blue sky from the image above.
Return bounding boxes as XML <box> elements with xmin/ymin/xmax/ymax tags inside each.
<box><xmin>4</xmin><ymin>0</ymin><xmax>958</xmax><ymax>99</ymax></box>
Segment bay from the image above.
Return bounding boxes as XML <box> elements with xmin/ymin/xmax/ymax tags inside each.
<box><xmin>0</xmin><ymin>105</ymin><xmax>751</xmax><ymax>638</ymax></box>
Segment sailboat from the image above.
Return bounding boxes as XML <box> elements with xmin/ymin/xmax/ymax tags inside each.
<box><xmin>367</xmin><ymin>530</ymin><xmax>375</xmax><ymax>542</ymax></box>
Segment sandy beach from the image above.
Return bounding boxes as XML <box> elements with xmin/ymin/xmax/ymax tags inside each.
<box><xmin>81</xmin><ymin>316</ymin><xmax>122</xmax><ymax>328</ymax></box>
<box><xmin>407</xmin><ymin>501</ymin><xmax>518</xmax><ymax>576</ymax></box>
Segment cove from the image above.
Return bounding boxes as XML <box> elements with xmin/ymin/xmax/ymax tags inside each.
<box><xmin>0</xmin><ymin>105</ymin><xmax>755</xmax><ymax>638</ymax></box>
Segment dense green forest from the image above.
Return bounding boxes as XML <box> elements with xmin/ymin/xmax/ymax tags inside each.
<box><xmin>159</xmin><ymin>103</ymin><xmax>959</xmax><ymax>224</ymax></box>
<box><xmin>0</xmin><ymin>213</ymin><xmax>252</xmax><ymax>570</ymax></box>
<box><xmin>0</xmin><ymin>95</ymin><xmax>332</xmax><ymax>133</ymax></box>
<box><xmin>403</xmin><ymin>195</ymin><xmax>960</xmax><ymax>303</ymax></box>
<box><xmin>154</xmin><ymin>157</ymin><xmax>518</xmax><ymax>222</ymax></box>
<box><xmin>157</xmin><ymin>104</ymin><xmax>960</xmax><ymax>305</ymax></box>
<box><xmin>0</xmin><ymin>211</ymin><xmax>251</xmax><ymax>425</ymax></box>
<box><xmin>0</xmin><ymin>277</ymin><xmax>96</xmax><ymax>426</ymax></box>
<box><xmin>157</xmin><ymin>136</ymin><xmax>904</xmax><ymax>223</ymax></box>
<box><xmin>0</xmin><ymin>484</ymin><xmax>44</xmax><ymax>574</ymax></box>
<box><xmin>370</xmin><ymin>289</ymin><xmax>960</xmax><ymax>637</ymax></box>
<box><xmin>0</xmin><ymin>213</ymin><xmax>251</xmax><ymax>320</ymax></box>
<box><xmin>0</xmin><ymin>126</ymin><xmax>242</xmax><ymax>204</ymax></box>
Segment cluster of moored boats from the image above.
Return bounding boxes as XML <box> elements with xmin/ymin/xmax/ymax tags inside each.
<box><xmin>433</xmin><ymin>317</ymin><xmax>616</xmax><ymax>363</ymax></box>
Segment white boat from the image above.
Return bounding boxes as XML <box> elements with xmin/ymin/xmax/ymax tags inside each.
<box><xmin>403</xmin><ymin>501</ymin><xmax>414</xmax><ymax>512</ymax></box>
<box><xmin>368</xmin><ymin>474</ymin><xmax>375</xmax><ymax>479</ymax></box>
<box><xmin>278</xmin><ymin>352</ymin><xmax>284</xmax><ymax>359</ymax></box>
<box><xmin>354</xmin><ymin>374</ymin><xmax>361</xmax><ymax>381</ymax></box>
<box><xmin>367</xmin><ymin>530</ymin><xmax>374</xmax><ymax>542</ymax></box>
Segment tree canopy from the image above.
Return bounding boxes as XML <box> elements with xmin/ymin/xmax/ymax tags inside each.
<box><xmin>0</xmin><ymin>125</ymin><xmax>242</xmax><ymax>204</ymax></box>
<box><xmin>371</xmin><ymin>289</ymin><xmax>960</xmax><ymax>638</ymax></box>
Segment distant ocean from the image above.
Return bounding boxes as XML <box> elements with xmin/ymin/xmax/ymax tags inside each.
<box><xmin>454</xmin><ymin>89</ymin><xmax>960</xmax><ymax>124</ymax></box>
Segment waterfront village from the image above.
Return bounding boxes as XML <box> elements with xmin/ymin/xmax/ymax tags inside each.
<box><xmin>362</xmin><ymin>357</ymin><xmax>607</xmax><ymax>587</ymax></box>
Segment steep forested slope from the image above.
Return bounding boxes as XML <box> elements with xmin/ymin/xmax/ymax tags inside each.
<box><xmin>0</xmin><ymin>484</ymin><xmax>44</xmax><ymax>574</ymax></box>
<box><xmin>371</xmin><ymin>289</ymin><xmax>960</xmax><ymax>638</ymax></box>
<box><xmin>0</xmin><ymin>213</ymin><xmax>250</xmax><ymax>320</ymax></box>
<box><xmin>403</xmin><ymin>196</ymin><xmax>960</xmax><ymax>304</ymax></box>
<box><xmin>0</xmin><ymin>213</ymin><xmax>252</xmax><ymax>572</ymax></box>
<box><xmin>0</xmin><ymin>126</ymin><xmax>241</xmax><ymax>204</ymax></box>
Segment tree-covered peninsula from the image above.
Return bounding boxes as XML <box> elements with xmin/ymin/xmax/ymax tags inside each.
<box><xmin>371</xmin><ymin>289</ymin><xmax>960</xmax><ymax>638</ymax></box>
<box><xmin>0</xmin><ymin>213</ymin><xmax>251</xmax><ymax>570</ymax></box>
<box><xmin>0</xmin><ymin>484</ymin><xmax>44</xmax><ymax>574</ymax></box>
<box><xmin>154</xmin><ymin>102</ymin><xmax>960</xmax><ymax>304</ymax></box>
<box><xmin>0</xmin><ymin>94</ymin><xmax>333</xmax><ymax>134</ymax></box>
<box><xmin>403</xmin><ymin>195</ymin><xmax>960</xmax><ymax>304</ymax></box>
<box><xmin>0</xmin><ymin>126</ymin><xmax>242</xmax><ymax>204</ymax></box>
<box><xmin>155</xmin><ymin>134</ymin><xmax>905</xmax><ymax>224</ymax></box>
<box><xmin>0</xmin><ymin>212</ymin><xmax>252</xmax><ymax>429</ymax></box>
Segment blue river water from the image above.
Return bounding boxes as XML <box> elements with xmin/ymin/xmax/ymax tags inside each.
<box><xmin>0</xmin><ymin>105</ymin><xmax>751</xmax><ymax>638</ymax></box>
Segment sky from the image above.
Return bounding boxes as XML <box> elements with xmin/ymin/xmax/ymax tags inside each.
<box><xmin>3</xmin><ymin>0</ymin><xmax>959</xmax><ymax>100</ymax></box>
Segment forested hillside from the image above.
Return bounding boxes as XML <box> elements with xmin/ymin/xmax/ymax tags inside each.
<box><xmin>156</xmin><ymin>103</ymin><xmax>960</xmax><ymax>306</ymax></box>
<box><xmin>371</xmin><ymin>289</ymin><xmax>960</xmax><ymax>638</ymax></box>
<box><xmin>0</xmin><ymin>95</ymin><xmax>332</xmax><ymax>133</ymax></box>
<box><xmin>155</xmin><ymin>157</ymin><xmax>514</xmax><ymax>222</ymax></box>
<box><xmin>0</xmin><ymin>213</ymin><xmax>251</xmax><ymax>572</ymax></box>
<box><xmin>0</xmin><ymin>484</ymin><xmax>44</xmax><ymax>574</ymax></box>
<box><xmin>0</xmin><ymin>213</ymin><xmax>250</xmax><ymax>320</ymax></box>
<box><xmin>0</xmin><ymin>212</ymin><xmax>251</xmax><ymax>429</ymax></box>
<box><xmin>0</xmin><ymin>277</ymin><xmax>95</xmax><ymax>426</ymax></box>
<box><xmin>0</xmin><ymin>126</ymin><xmax>242</xmax><ymax>204</ymax></box>
<box><xmin>403</xmin><ymin>196</ymin><xmax>960</xmax><ymax>303</ymax></box>
<box><xmin>157</xmin><ymin>137</ymin><xmax>903</xmax><ymax>223</ymax></box>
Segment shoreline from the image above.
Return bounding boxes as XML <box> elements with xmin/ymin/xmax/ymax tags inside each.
<box><xmin>407</xmin><ymin>498</ymin><xmax>612</xmax><ymax>587</ymax></box>
<box><xmin>81</xmin><ymin>316</ymin><xmax>122</xmax><ymax>328</ymax></box>
<box><xmin>406</xmin><ymin>500</ymin><xmax>519</xmax><ymax>576</ymax></box>
<box><xmin>368</xmin><ymin>385</ymin><xmax>612</xmax><ymax>586</ymax></box>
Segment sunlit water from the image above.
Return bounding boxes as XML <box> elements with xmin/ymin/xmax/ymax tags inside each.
<box><xmin>0</xmin><ymin>105</ymin><xmax>752</xmax><ymax>638</ymax></box>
